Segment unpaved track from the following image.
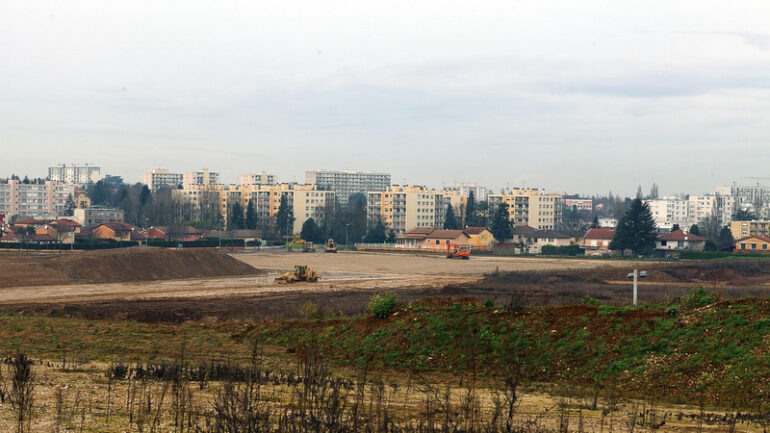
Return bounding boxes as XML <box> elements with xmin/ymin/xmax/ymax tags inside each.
<box><xmin>0</xmin><ymin>250</ymin><xmax>624</xmax><ymax>305</ymax></box>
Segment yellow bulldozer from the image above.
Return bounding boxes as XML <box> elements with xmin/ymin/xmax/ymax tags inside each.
<box><xmin>275</xmin><ymin>265</ymin><xmax>320</xmax><ymax>283</ymax></box>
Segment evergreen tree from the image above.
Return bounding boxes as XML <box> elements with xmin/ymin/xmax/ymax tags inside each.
<box><xmin>609</xmin><ymin>197</ymin><xmax>657</xmax><ymax>256</ymax></box>
<box><xmin>275</xmin><ymin>194</ymin><xmax>294</xmax><ymax>237</ymax></box>
<box><xmin>365</xmin><ymin>218</ymin><xmax>387</xmax><ymax>243</ymax></box>
<box><xmin>464</xmin><ymin>191</ymin><xmax>477</xmax><ymax>227</ymax></box>
<box><xmin>300</xmin><ymin>218</ymin><xmax>319</xmax><ymax>243</ymax></box>
<box><xmin>670</xmin><ymin>223</ymin><xmax>680</xmax><ymax>232</ymax></box>
<box><xmin>591</xmin><ymin>215</ymin><xmax>599</xmax><ymax>228</ymax></box>
<box><xmin>228</xmin><ymin>201</ymin><xmax>245</xmax><ymax>230</ymax></box>
<box><xmin>63</xmin><ymin>194</ymin><xmax>76</xmax><ymax>217</ymax></box>
<box><xmin>490</xmin><ymin>203</ymin><xmax>513</xmax><ymax>242</ymax></box>
<box><xmin>717</xmin><ymin>226</ymin><xmax>735</xmax><ymax>250</ymax></box>
<box><xmin>689</xmin><ymin>224</ymin><xmax>700</xmax><ymax>236</ymax></box>
<box><xmin>443</xmin><ymin>205</ymin><xmax>459</xmax><ymax>229</ymax></box>
<box><xmin>139</xmin><ymin>185</ymin><xmax>151</xmax><ymax>205</ymax></box>
<box><xmin>386</xmin><ymin>229</ymin><xmax>396</xmax><ymax>243</ymax></box>
<box><xmin>245</xmin><ymin>199</ymin><xmax>257</xmax><ymax>230</ymax></box>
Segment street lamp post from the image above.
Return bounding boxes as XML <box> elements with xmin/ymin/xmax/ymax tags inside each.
<box><xmin>627</xmin><ymin>269</ymin><xmax>647</xmax><ymax>306</ymax></box>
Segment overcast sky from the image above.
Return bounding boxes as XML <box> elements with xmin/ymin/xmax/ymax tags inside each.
<box><xmin>2</xmin><ymin>1</ymin><xmax>770</xmax><ymax>196</ymax></box>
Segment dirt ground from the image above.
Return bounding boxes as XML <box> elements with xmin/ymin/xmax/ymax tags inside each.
<box><xmin>0</xmin><ymin>247</ymin><xmax>260</xmax><ymax>288</ymax></box>
<box><xmin>0</xmin><ymin>251</ymin><xmax>619</xmax><ymax>318</ymax></box>
<box><xmin>4</xmin><ymin>250</ymin><xmax>770</xmax><ymax>322</ymax></box>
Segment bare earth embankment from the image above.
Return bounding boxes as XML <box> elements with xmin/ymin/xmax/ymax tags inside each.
<box><xmin>0</xmin><ymin>247</ymin><xmax>262</xmax><ymax>288</ymax></box>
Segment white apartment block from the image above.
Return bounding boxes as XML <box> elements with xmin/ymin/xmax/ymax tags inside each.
<box><xmin>239</xmin><ymin>172</ymin><xmax>276</xmax><ymax>186</ymax></box>
<box><xmin>367</xmin><ymin>186</ymin><xmax>448</xmax><ymax>233</ymax></box>
<box><xmin>716</xmin><ymin>183</ymin><xmax>770</xmax><ymax>209</ymax></box>
<box><xmin>306</xmin><ymin>170</ymin><xmax>391</xmax><ymax>205</ymax></box>
<box><xmin>0</xmin><ymin>180</ymin><xmax>75</xmax><ymax>220</ymax></box>
<box><xmin>646</xmin><ymin>194</ymin><xmax>736</xmax><ymax>230</ymax></box>
<box><xmin>645</xmin><ymin>198</ymin><xmax>690</xmax><ymax>230</ymax></box>
<box><xmin>48</xmin><ymin>163</ymin><xmax>100</xmax><ymax>185</ymax></box>
<box><xmin>487</xmin><ymin>188</ymin><xmax>563</xmax><ymax>230</ymax></box>
<box><xmin>183</xmin><ymin>169</ymin><xmax>220</xmax><ymax>188</ymax></box>
<box><xmin>143</xmin><ymin>168</ymin><xmax>183</xmax><ymax>192</ymax></box>
<box><xmin>73</xmin><ymin>206</ymin><xmax>125</xmax><ymax>227</ymax></box>
<box><xmin>448</xmin><ymin>183</ymin><xmax>488</xmax><ymax>201</ymax></box>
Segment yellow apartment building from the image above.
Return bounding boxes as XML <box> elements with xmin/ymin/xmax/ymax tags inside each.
<box><xmin>730</xmin><ymin>220</ymin><xmax>770</xmax><ymax>241</ymax></box>
<box><xmin>174</xmin><ymin>183</ymin><xmax>334</xmax><ymax>234</ymax></box>
<box><xmin>367</xmin><ymin>186</ymin><xmax>449</xmax><ymax>233</ymax></box>
<box><xmin>487</xmin><ymin>188</ymin><xmax>563</xmax><ymax>230</ymax></box>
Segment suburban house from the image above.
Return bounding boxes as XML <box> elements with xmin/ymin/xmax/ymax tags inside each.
<box><xmin>35</xmin><ymin>219</ymin><xmax>82</xmax><ymax>244</ymax></box>
<box><xmin>734</xmin><ymin>235</ymin><xmax>770</xmax><ymax>254</ymax></box>
<box><xmin>582</xmin><ymin>228</ymin><xmax>616</xmax><ymax>256</ymax></box>
<box><xmin>90</xmin><ymin>221</ymin><xmax>139</xmax><ymax>241</ymax></box>
<box><xmin>462</xmin><ymin>227</ymin><xmax>498</xmax><ymax>248</ymax></box>
<box><xmin>655</xmin><ymin>229</ymin><xmax>707</xmax><ymax>256</ymax></box>
<box><xmin>510</xmin><ymin>225</ymin><xmax>537</xmax><ymax>244</ymax></box>
<box><xmin>395</xmin><ymin>227</ymin><xmax>434</xmax><ymax>248</ymax></box>
<box><xmin>144</xmin><ymin>225</ymin><xmax>204</xmax><ymax>242</ymax></box>
<box><xmin>422</xmin><ymin>229</ymin><xmax>470</xmax><ymax>249</ymax></box>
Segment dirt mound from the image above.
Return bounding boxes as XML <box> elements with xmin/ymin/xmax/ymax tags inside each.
<box><xmin>0</xmin><ymin>247</ymin><xmax>262</xmax><ymax>288</ymax></box>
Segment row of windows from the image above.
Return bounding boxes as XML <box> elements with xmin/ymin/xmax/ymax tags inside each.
<box><xmin>740</xmin><ymin>243</ymin><xmax>769</xmax><ymax>250</ymax></box>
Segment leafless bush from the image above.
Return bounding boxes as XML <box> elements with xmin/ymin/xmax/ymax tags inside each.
<box><xmin>8</xmin><ymin>353</ymin><xmax>35</xmax><ymax>433</ymax></box>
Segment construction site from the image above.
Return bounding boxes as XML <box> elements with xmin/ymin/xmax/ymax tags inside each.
<box><xmin>0</xmin><ymin>247</ymin><xmax>768</xmax><ymax>322</ymax></box>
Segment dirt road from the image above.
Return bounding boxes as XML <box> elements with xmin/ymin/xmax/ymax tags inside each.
<box><xmin>235</xmin><ymin>250</ymin><xmax>625</xmax><ymax>276</ymax></box>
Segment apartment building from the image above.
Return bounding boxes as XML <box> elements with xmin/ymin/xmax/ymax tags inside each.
<box><xmin>645</xmin><ymin>198</ymin><xmax>690</xmax><ymax>229</ymax></box>
<box><xmin>0</xmin><ymin>180</ymin><xmax>75</xmax><ymax>220</ymax></box>
<box><xmin>367</xmin><ymin>186</ymin><xmax>448</xmax><ymax>233</ymax></box>
<box><xmin>730</xmin><ymin>220</ymin><xmax>770</xmax><ymax>240</ymax></box>
<box><xmin>487</xmin><ymin>188</ymin><xmax>563</xmax><ymax>230</ymax></box>
<box><xmin>239</xmin><ymin>172</ymin><xmax>276</xmax><ymax>186</ymax></box>
<box><xmin>645</xmin><ymin>195</ymin><xmax>732</xmax><ymax>229</ymax></box>
<box><xmin>143</xmin><ymin>168</ymin><xmax>183</xmax><ymax>192</ymax></box>
<box><xmin>48</xmin><ymin>163</ymin><xmax>101</xmax><ymax>185</ymax></box>
<box><xmin>447</xmin><ymin>183</ymin><xmax>488</xmax><ymax>201</ymax></box>
<box><xmin>306</xmin><ymin>170</ymin><xmax>390</xmax><ymax>205</ymax></box>
<box><xmin>183</xmin><ymin>169</ymin><xmax>220</xmax><ymax>188</ymax></box>
<box><xmin>687</xmin><ymin>195</ymin><xmax>717</xmax><ymax>224</ymax></box>
<box><xmin>716</xmin><ymin>183</ymin><xmax>770</xmax><ymax>209</ymax></box>
<box><xmin>174</xmin><ymin>183</ymin><xmax>334</xmax><ymax>234</ymax></box>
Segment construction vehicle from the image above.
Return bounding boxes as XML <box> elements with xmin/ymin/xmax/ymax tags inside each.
<box><xmin>287</xmin><ymin>239</ymin><xmax>315</xmax><ymax>252</ymax></box>
<box><xmin>446</xmin><ymin>243</ymin><xmax>471</xmax><ymax>259</ymax></box>
<box><xmin>275</xmin><ymin>265</ymin><xmax>320</xmax><ymax>283</ymax></box>
<box><xmin>325</xmin><ymin>238</ymin><xmax>337</xmax><ymax>253</ymax></box>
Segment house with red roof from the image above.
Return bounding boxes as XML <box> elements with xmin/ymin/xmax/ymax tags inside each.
<box><xmin>582</xmin><ymin>228</ymin><xmax>616</xmax><ymax>256</ymax></box>
<box><xmin>421</xmin><ymin>229</ymin><xmax>470</xmax><ymax>249</ymax></box>
<box><xmin>91</xmin><ymin>221</ymin><xmax>139</xmax><ymax>242</ymax></box>
<box><xmin>656</xmin><ymin>229</ymin><xmax>707</xmax><ymax>256</ymax></box>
